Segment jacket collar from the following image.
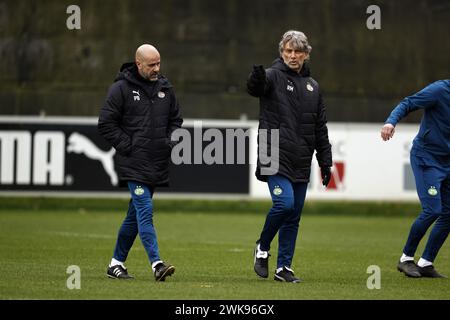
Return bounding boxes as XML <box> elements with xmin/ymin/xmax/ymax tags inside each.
<box><xmin>271</xmin><ymin>57</ymin><xmax>311</xmax><ymax>77</ymax></box>
<box><xmin>115</xmin><ymin>62</ymin><xmax>172</xmax><ymax>91</ymax></box>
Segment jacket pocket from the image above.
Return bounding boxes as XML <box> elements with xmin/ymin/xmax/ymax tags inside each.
<box><xmin>115</xmin><ymin>133</ymin><xmax>132</xmax><ymax>156</ymax></box>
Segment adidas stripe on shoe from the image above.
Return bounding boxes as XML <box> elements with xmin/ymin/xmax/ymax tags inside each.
<box><xmin>107</xmin><ymin>264</ymin><xmax>134</xmax><ymax>279</ymax></box>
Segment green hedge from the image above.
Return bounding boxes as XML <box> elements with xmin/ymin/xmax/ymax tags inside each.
<box><xmin>0</xmin><ymin>197</ymin><xmax>421</xmax><ymax>216</ymax></box>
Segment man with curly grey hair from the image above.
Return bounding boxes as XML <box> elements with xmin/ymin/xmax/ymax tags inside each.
<box><xmin>278</xmin><ymin>30</ymin><xmax>312</xmax><ymax>71</ymax></box>
<box><xmin>247</xmin><ymin>30</ymin><xmax>333</xmax><ymax>283</ymax></box>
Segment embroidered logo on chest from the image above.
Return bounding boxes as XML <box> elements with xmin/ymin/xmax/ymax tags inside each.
<box><xmin>286</xmin><ymin>80</ymin><xmax>294</xmax><ymax>92</ymax></box>
<box><xmin>132</xmin><ymin>90</ymin><xmax>140</xmax><ymax>101</ymax></box>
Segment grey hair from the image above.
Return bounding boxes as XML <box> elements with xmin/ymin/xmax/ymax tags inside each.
<box><xmin>278</xmin><ymin>30</ymin><xmax>312</xmax><ymax>54</ymax></box>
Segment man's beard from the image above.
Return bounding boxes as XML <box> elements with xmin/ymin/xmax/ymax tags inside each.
<box><xmin>138</xmin><ymin>68</ymin><xmax>158</xmax><ymax>81</ymax></box>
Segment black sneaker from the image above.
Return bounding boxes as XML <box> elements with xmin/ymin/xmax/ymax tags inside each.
<box><xmin>274</xmin><ymin>266</ymin><xmax>301</xmax><ymax>283</ymax></box>
<box><xmin>418</xmin><ymin>265</ymin><xmax>447</xmax><ymax>278</ymax></box>
<box><xmin>397</xmin><ymin>261</ymin><xmax>421</xmax><ymax>278</ymax></box>
<box><xmin>107</xmin><ymin>265</ymin><xmax>134</xmax><ymax>279</ymax></box>
<box><xmin>254</xmin><ymin>242</ymin><xmax>270</xmax><ymax>278</ymax></box>
<box><xmin>154</xmin><ymin>262</ymin><xmax>175</xmax><ymax>281</ymax></box>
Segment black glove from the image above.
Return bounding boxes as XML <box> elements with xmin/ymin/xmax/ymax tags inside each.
<box><xmin>321</xmin><ymin>167</ymin><xmax>331</xmax><ymax>187</ymax></box>
<box><xmin>251</xmin><ymin>64</ymin><xmax>266</xmax><ymax>83</ymax></box>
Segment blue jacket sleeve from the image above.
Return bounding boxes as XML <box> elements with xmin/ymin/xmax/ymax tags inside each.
<box><xmin>385</xmin><ymin>82</ymin><xmax>440</xmax><ymax>126</ymax></box>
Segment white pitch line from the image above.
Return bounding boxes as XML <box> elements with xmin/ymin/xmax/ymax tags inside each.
<box><xmin>51</xmin><ymin>231</ymin><xmax>114</xmax><ymax>239</ymax></box>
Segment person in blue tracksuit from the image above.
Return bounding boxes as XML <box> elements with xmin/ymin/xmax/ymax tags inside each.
<box><xmin>381</xmin><ymin>79</ymin><xmax>450</xmax><ymax>278</ymax></box>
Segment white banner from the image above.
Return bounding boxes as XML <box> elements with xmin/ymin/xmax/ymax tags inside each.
<box><xmin>0</xmin><ymin>117</ymin><xmax>420</xmax><ymax>200</ymax></box>
<box><xmin>250</xmin><ymin>123</ymin><xmax>419</xmax><ymax>201</ymax></box>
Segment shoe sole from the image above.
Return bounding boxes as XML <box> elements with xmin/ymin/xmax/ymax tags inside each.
<box><xmin>418</xmin><ymin>271</ymin><xmax>447</xmax><ymax>278</ymax></box>
<box><xmin>156</xmin><ymin>266</ymin><xmax>175</xmax><ymax>282</ymax></box>
<box><xmin>106</xmin><ymin>274</ymin><xmax>134</xmax><ymax>280</ymax></box>
<box><xmin>397</xmin><ymin>266</ymin><xmax>421</xmax><ymax>278</ymax></box>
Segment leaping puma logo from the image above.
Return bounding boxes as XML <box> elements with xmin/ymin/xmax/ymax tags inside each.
<box><xmin>133</xmin><ymin>90</ymin><xmax>140</xmax><ymax>101</ymax></box>
<box><xmin>67</xmin><ymin>132</ymin><xmax>118</xmax><ymax>186</ymax></box>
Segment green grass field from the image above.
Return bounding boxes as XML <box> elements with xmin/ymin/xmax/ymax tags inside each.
<box><xmin>0</xmin><ymin>198</ymin><xmax>449</xmax><ymax>300</ymax></box>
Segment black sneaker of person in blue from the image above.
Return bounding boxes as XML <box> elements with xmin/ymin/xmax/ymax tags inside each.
<box><xmin>274</xmin><ymin>266</ymin><xmax>301</xmax><ymax>283</ymax></box>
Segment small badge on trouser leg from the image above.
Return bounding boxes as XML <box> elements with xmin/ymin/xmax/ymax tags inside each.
<box><xmin>273</xmin><ymin>186</ymin><xmax>283</xmax><ymax>196</ymax></box>
<box><xmin>134</xmin><ymin>186</ymin><xmax>145</xmax><ymax>196</ymax></box>
<box><xmin>427</xmin><ymin>186</ymin><xmax>438</xmax><ymax>196</ymax></box>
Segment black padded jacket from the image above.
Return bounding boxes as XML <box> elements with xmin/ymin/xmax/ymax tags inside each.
<box><xmin>98</xmin><ymin>62</ymin><xmax>183</xmax><ymax>187</ymax></box>
<box><xmin>247</xmin><ymin>58</ymin><xmax>332</xmax><ymax>183</ymax></box>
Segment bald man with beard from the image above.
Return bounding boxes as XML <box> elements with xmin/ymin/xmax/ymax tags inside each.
<box><xmin>98</xmin><ymin>44</ymin><xmax>183</xmax><ymax>282</ymax></box>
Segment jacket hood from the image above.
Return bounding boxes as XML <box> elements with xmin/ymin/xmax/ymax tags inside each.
<box><xmin>271</xmin><ymin>57</ymin><xmax>311</xmax><ymax>77</ymax></box>
<box><xmin>114</xmin><ymin>62</ymin><xmax>172</xmax><ymax>88</ymax></box>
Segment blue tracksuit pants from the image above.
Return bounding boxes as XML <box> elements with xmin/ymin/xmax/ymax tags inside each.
<box><xmin>113</xmin><ymin>181</ymin><xmax>161</xmax><ymax>264</ymax></box>
<box><xmin>403</xmin><ymin>151</ymin><xmax>450</xmax><ymax>262</ymax></box>
<box><xmin>258</xmin><ymin>175</ymin><xmax>308</xmax><ymax>269</ymax></box>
